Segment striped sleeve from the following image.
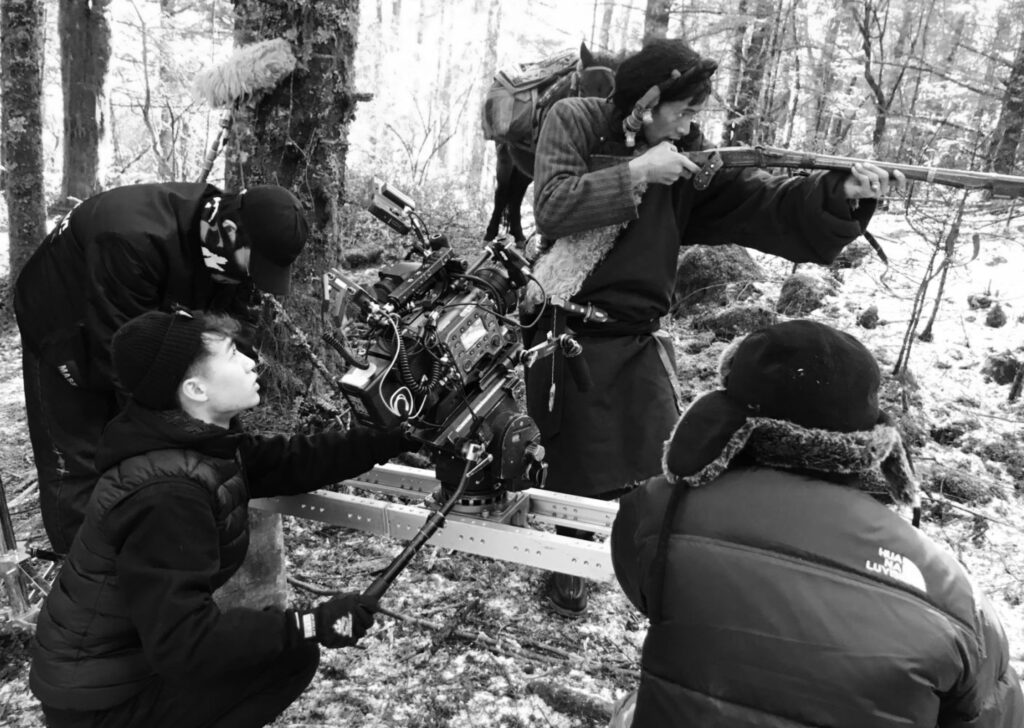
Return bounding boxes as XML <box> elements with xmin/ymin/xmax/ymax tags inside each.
<box><xmin>532</xmin><ymin>99</ymin><xmax>638</xmax><ymax>238</ymax></box>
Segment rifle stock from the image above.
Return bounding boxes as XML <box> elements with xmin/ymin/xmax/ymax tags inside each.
<box><xmin>685</xmin><ymin>146</ymin><xmax>1024</xmax><ymax>198</ymax></box>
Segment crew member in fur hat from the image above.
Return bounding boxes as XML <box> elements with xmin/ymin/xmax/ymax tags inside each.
<box><xmin>30</xmin><ymin>309</ymin><xmax>416</xmax><ymax>728</ymax></box>
<box><xmin>14</xmin><ymin>181</ymin><xmax>309</xmax><ymax>554</ymax></box>
<box><xmin>609</xmin><ymin>320</ymin><xmax>1023</xmax><ymax>728</ymax></box>
<box><xmin>524</xmin><ymin>36</ymin><xmax>905</xmax><ymax>617</ymax></box>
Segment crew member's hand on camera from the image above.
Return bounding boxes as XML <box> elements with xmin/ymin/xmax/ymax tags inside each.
<box><xmin>394</xmin><ymin>423</ymin><xmax>423</xmax><ymax>453</ymax></box>
<box><xmin>291</xmin><ymin>592</ymin><xmax>378</xmax><ymax>648</ymax></box>
<box><xmin>629</xmin><ymin>141</ymin><xmax>700</xmax><ymax>186</ymax></box>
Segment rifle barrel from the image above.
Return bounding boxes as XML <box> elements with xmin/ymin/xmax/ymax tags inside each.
<box><xmin>693</xmin><ymin>146</ymin><xmax>1024</xmax><ymax>198</ymax></box>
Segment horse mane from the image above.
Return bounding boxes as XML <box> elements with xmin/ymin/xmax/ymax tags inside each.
<box><xmin>584</xmin><ymin>48</ymin><xmax>626</xmax><ymax>71</ymax></box>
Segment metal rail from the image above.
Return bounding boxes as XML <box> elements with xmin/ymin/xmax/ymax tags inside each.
<box><xmin>1</xmin><ymin>464</ymin><xmax>621</xmax><ymax>626</ymax></box>
<box><xmin>252</xmin><ymin>463</ymin><xmax>619</xmax><ymax>581</ymax></box>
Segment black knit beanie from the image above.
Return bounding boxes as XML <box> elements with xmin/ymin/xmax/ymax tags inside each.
<box><xmin>112</xmin><ymin>310</ymin><xmax>207</xmax><ymax>410</ymax></box>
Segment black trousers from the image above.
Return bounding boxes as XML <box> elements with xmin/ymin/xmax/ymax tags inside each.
<box><xmin>21</xmin><ymin>347</ymin><xmax>120</xmax><ymax>554</ymax></box>
<box><xmin>40</xmin><ymin>641</ymin><xmax>320</xmax><ymax>728</ymax></box>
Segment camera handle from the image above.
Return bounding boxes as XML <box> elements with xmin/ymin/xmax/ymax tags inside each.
<box><xmin>484</xmin><ymin>240</ymin><xmax>531</xmax><ymax>289</ymax></box>
<box><xmin>519</xmin><ymin>333</ymin><xmax>592</xmax><ymax>393</ymax></box>
<box><xmin>321</xmin><ymin>270</ymin><xmax>376</xmax><ymax>369</ymax></box>
<box><xmin>362</xmin><ymin>448</ymin><xmax>494</xmax><ymax>601</ymax></box>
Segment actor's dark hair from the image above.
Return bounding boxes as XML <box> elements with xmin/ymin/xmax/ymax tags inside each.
<box><xmin>612</xmin><ymin>38</ymin><xmax>717</xmax><ymax>114</ymax></box>
<box><xmin>184</xmin><ymin>312</ymin><xmax>244</xmax><ymax>378</ymax></box>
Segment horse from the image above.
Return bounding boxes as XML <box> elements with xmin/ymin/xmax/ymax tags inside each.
<box><xmin>483</xmin><ymin>43</ymin><xmax>620</xmax><ymax>244</ymax></box>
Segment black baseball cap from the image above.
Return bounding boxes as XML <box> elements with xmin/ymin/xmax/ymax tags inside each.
<box><xmin>237</xmin><ymin>185</ymin><xmax>309</xmax><ymax>295</ymax></box>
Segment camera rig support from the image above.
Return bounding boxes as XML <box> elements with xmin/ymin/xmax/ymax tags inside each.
<box><xmin>251</xmin><ymin>462</ymin><xmax>617</xmax><ymax>582</ymax></box>
<box><xmin>266</xmin><ymin>182</ymin><xmax>615</xmax><ymax>588</ymax></box>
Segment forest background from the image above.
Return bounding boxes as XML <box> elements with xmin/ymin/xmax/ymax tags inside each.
<box><xmin>4</xmin><ymin>0</ymin><xmax>1024</xmax><ymax>254</ymax></box>
<box><xmin>1</xmin><ymin>0</ymin><xmax>1023</xmax><ymax>726</ymax></box>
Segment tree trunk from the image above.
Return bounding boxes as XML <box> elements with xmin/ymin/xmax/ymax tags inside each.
<box><xmin>973</xmin><ymin>10</ymin><xmax>1011</xmax><ymax>170</ymax></box>
<box><xmin>755</xmin><ymin>0</ymin><xmax>788</xmax><ymax>146</ymax></box>
<box><xmin>720</xmin><ymin>0</ymin><xmax>747</xmax><ymax>146</ymax></box>
<box><xmin>434</xmin><ymin>3</ymin><xmax>452</xmax><ymax>169</ymax></box>
<box><xmin>643</xmin><ymin>0</ymin><xmax>670</xmax><ymax>41</ymax></box>
<box><xmin>2</xmin><ymin>0</ymin><xmax>48</xmax><ymax>295</ymax></box>
<box><xmin>391</xmin><ymin>0</ymin><xmax>402</xmax><ymax>34</ymax></box>
<box><xmin>811</xmin><ymin>11</ymin><xmax>841</xmax><ymax>148</ymax></box>
<box><xmin>58</xmin><ymin>0</ymin><xmax>111</xmax><ymax>210</ymax></box>
<box><xmin>848</xmin><ymin>0</ymin><xmax>890</xmax><ymax>153</ymax></box>
<box><xmin>158</xmin><ymin>0</ymin><xmax>178</xmax><ymax>180</ymax></box>
<box><xmin>848</xmin><ymin>0</ymin><xmax>929</xmax><ymax>158</ymax></box>
<box><xmin>599</xmin><ymin>0</ymin><xmax>615</xmax><ymax>51</ymax></box>
<box><xmin>366</xmin><ymin>0</ymin><xmax>384</xmax><ymax>93</ymax></box>
<box><xmin>231</xmin><ymin>0</ymin><xmax>359</xmax><ymax>281</ymax></box>
<box><xmin>723</xmin><ymin>0</ymin><xmax>773</xmax><ymax>146</ymax></box>
<box><xmin>989</xmin><ymin>26</ymin><xmax>1024</xmax><ymax>173</ymax></box>
<box><xmin>618</xmin><ymin>3</ymin><xmax>633</xmax><ymax>51</ymax></box>
<box><xmin>469</xmin><ymin>0</ymin><xmax>500</xmax><ymax>193</ymax></box>
<box><xmin>217</xmin><ymin>0</ymin><xmax>362</xmax><ymax>611</ymax></box>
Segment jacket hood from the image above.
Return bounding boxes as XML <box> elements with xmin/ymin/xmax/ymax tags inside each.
<box><xmin>96</xmin><ymin>403</ymin><xmax>242</xmax><ymax>471</ymax></box>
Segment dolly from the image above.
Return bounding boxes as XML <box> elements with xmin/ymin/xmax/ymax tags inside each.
<box><xmin>252</xmin><ymin>462</ymin><xmax>618</xmax><ymax>584</ymax></box>
<box><xmin>0</xmin><ymin>465</ymin><xmax>619</xmax><ymax>628</ymax></box>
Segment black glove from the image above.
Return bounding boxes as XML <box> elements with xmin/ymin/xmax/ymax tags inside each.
<box><xmin>393</xmin><ymin>423</ymin><xmax>423</xmax><ymax>453</ymax></box>
<box><xmin>290</xmin><ymin>592</ymin><xmax>379</xmax><ymax>648</ymax></box>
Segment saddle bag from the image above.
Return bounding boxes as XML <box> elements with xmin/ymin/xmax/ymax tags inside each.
<box><xmin>481</xmin><ymin>47</ymin><xmax>579</xmax><ymax>149</ymax></box>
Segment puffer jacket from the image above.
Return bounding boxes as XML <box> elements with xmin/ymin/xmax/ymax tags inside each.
<box><xmin>30</xmin><ymin>404</ymin><xmax>407</xmax><ymax>711</ymax></box>
<box><xmin>612</xmin><ymin>467</ymin><xmax>1024</xmax><ymax>728</ymax></box>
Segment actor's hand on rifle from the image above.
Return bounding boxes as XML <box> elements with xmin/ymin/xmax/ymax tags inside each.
<box><xmin>630</xmin><ymin>141</ymin><xmax>701</xmax><ymax>186</ymax></box>
<box><xmin>843</xmin><ymin>161</ymin><xmax>906</xmax><ymax>200</ymax></box>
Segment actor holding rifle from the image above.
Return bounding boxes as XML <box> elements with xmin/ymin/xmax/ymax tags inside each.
<box><xmin>524</xmin><ymin>37</ymin><xmax>905</xmax><ymax>617</ymax></box>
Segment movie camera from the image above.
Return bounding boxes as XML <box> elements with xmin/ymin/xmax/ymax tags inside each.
<box><xmin>321</xmin><ymin>183</ymin><xmax>585</xmax><ymax>519</ymax></box>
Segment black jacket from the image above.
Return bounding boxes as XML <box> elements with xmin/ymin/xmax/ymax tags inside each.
<box><xmin>612</xmin><ymin>467</ymin><xmax>1024</xmax><ymax>727</ymax></box>
<box><xmin>30</xmin><ymin>404</ymin><xmax>408</xmax><ymax>711</ymax></box>
<box><xmin>14</xmin><ymin>182</ymin><xmax>253</xmax><ymax>390</ymax></box>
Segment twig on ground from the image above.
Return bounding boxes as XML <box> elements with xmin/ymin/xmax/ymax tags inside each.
<box><xmin>923</xmin><ymin>493</ymin><xmax>1024</xmax><ymax>534</ymax></box>
<box><xmin>376</xmin><ymin>604</ymin><xmax>568</xmax><ymax>666</ymax></box>
<box><xmin>943</xmin><ymin>402</ymin><xmax>1023</xmax><ymax>424</ymax></box>
<box><xmin>288</xmin><ymin>574</ymin><xmax>340</xmax><ymax>596</ymax></box>
<box><xmin>526</xmin><ymin>679</ymin><xmax>613</xmax><ymax>724</ymax></box>
<box><xmin>289</xmin><ymin>574</ymin><xmax>573</xmax><ymax>662</ymax></box>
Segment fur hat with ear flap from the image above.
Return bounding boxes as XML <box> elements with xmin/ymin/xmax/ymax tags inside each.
<box><xmin>661</xmin><ymin>319</ymin><xmax>921</xmax><ymax>523</ymax></box>
<box><xmin>611</xmin><ymin>38</ymin><xmax>718</xmax><ymax>114</ymax></box>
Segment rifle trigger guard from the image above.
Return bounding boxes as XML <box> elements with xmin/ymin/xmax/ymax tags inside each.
<box><xmin>693</xmin><ymin>151</ymin><xmax>723</xmax><ymax>191</ymax></box>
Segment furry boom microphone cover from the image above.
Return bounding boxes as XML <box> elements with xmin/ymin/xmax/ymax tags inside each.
<box><xmin>192</xmin><ymin>37</ymin><xmax>298</xmax><ymax>109</ymax></box>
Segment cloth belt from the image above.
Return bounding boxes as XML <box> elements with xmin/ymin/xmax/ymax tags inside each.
<box><xmin>527</xmin><ymin>305</ymin><xmax>661</xmax><ymax>338</ymax></box>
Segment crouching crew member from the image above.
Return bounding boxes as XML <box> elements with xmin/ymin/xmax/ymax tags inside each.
<box><xmin>611</xmin><ymin>320</ymin><xmax>1024</xmax><ymax>728</ymax></box>
<box><xmin>30</xmin><ymin>310</ymin><xmax>414</xmax><ymax>728</ymax></box>
<box><xmin>15</xmin><ymin>182</ymin><xmax>309</xmax><ymax>554</ymax></box>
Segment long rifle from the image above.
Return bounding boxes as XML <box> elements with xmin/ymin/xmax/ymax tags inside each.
<box><xmin>687</xmin><ymin>146</ymin><xmax>1024</xmax><ymax>197</ymax></box>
